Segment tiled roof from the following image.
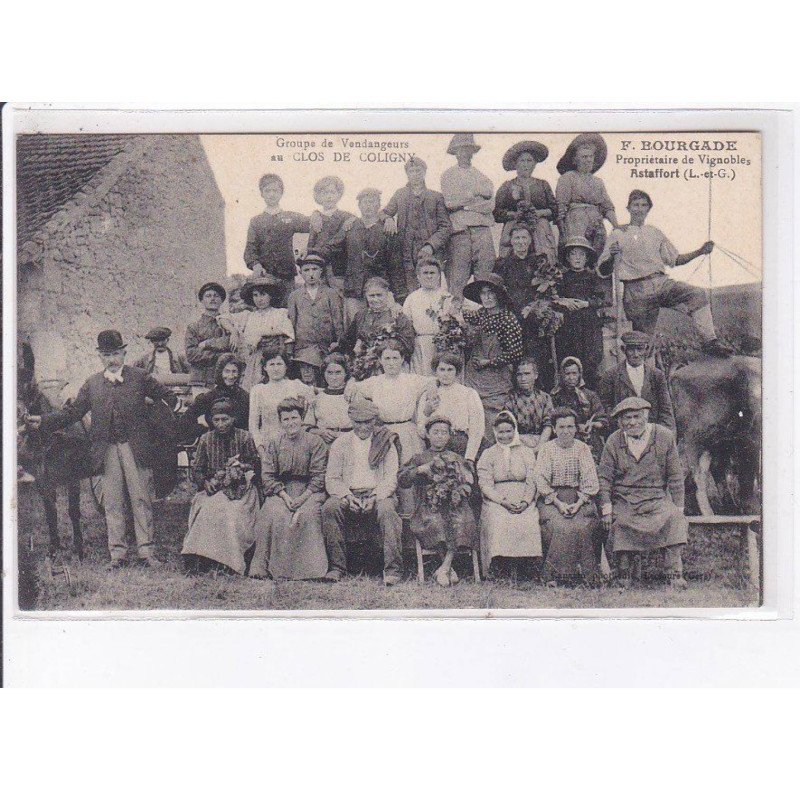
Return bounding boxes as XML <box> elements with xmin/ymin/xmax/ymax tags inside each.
<box><xmin>16</xmin><ymin>134</ymin><xmax>133</xmax><ymax>244</ymax></box>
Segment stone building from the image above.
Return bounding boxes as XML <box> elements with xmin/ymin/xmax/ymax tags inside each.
<box><xmin>17</xmin><ymin>134</ymin><xmax>226</xmax><ymax>385</ymax></box>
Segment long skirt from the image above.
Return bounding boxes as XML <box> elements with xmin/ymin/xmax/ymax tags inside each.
<box><xmin>410</xmin><ymin>333</ymin><xmax>437</xmax><ymax>376</ymax></box>
<box><xmin>252</xmin><ymin>479</ymin><xmax>328</xmax><ymax>580</ymax></box>
<box><xmin>560</xmin><ymin>204</ymin><xmax>607</xmax><ymax>260</ymax></box>
<box><xmin>182</xmin><ymin>482</ymin><xmax>260</xmax><ymax>574</ymax></box>
<box><xmin>387</xmin><ymin>420</ymin><xmax>424</xmax><ymax>518</ymax></box>
<box><xmin>480</xmin><ymin>482</ymin><xmax>541</xmax><ymax>575</ymax></box>
<box><xmin>611</xmin><ymin>495</ymin><xmax>688</xmax><ymax>553</ymax></box>
<box><xmin>410</xmin><ymin>501</ymin><xmax>478</xmax><ymax>552</ymax></box>
<box><xmin>538</xmin><ymin>487</ymin><xmax>602</xmax><ymax>583</ymax></box>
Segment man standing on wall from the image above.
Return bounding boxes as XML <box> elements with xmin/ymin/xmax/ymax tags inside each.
<box><xmin>28</xmin><ymin>330</ymin><xmax>178</xmax><ymax>568</ymax></box>
<box><xmin>440</xmin><ymin>134</ymin><xmax>496</xmax><ymax>302</ymax></box>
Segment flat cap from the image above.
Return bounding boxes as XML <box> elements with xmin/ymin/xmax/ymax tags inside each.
<box><xmin>611</xmin><ymin>396</ymin><xmax>652</xmax><ymax>418</ymax></box>
<box><xmin>145</xmin><ymin>326</ymin><xmax>172</xmax><ymax>341</ymax></box>
<box><xmin>620</xmin><ymin>330</ymin><xmax>652</xmax><ymax>347</ymax></box>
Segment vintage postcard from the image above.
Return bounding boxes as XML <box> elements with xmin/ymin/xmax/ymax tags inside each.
<box><xmin>4</xmin><ymin>108</ymin><xmax>772</xmax><ymax>616</ymax></box>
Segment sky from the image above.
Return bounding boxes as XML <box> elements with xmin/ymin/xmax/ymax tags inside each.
<box><xmin>201</xmin><ymin>131</ymin><xmax>762</xmax><ymax>288</ymax></box>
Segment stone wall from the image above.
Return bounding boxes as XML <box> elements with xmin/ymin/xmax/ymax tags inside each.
<box><xmin>18</xmin><ymin>135</ymin><xmax>226</xmax><ymax>386</ymax></box>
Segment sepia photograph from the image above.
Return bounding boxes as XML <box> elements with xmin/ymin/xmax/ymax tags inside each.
<box><xmin>8</xmin><ymin>113</ymin><xmax>764</xmax><ymax>614</ymax></box>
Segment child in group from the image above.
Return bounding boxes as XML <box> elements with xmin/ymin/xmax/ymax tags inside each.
<box><xmin>307</xmin><ymin>175</ymin><xmax>356</xmax><ymax>294</ymax></box>
<box><xmin>181</xmin><ymin>398</ymin><xmax>261</xmax><ymax>576</ymax></box>
<box><xmin>222</xmin><ymin>275</ymin><xmax>295</xmax><ymax>390</ymax></box>
<box><xmin>398</xmin><ymin>415</ymin><xmax>478</xmax><ymax>587</ymax></box>
<box><xmin>243</xmin><ymin>173</ymin><xmax>310</xmax><ymax>296</ymax></box>
<box><xmin>345</xmin><ymin>187</ymin><xmax>394</xmax><ymax>321</ymax></box>
<box><xmin>402</xmin><ymin>257</ymin><xmax>454</xmax><ymax>375</ymax></box>
<box><xmin>286</xmin><ymin>251</ymin><xmax>344</xmax><ymax>374</ymax></box>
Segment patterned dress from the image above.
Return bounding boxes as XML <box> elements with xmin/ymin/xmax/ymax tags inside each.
<box><xmin>534</xmin><ymin>439</ymin><xmax>602</xmax><ymax>583</ymax></box>
<box><xmin>502</xmin><ymin>388</ymin><xmax>555</xmax><ymax>450</ymax></box>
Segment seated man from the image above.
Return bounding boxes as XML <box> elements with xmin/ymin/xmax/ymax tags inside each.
<box><xmin>598</xmin><ymin>330</ymin><xmax>675</xmax><ymax>433</ymax></box>
<box><xmin>134</xmin><ymin>327</ymin><xmax>189</xmax><ymax>376</ymax></box>
<box><xmin>598</xmin><ymin>397</ymin><xmax>688</xmax><ymax>590</ymax></box>
<box><xmin>321</xmin><ymin>396</ymin><xmax>404</xmax><ymax>586</ymax></box>
<box><xmin>184</xmin><ymin>282</ymin><xmax>234</xmax><ymax>387</ymax></box>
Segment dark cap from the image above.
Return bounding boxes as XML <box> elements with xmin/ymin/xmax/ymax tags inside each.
<box><xmin>97</xmin><ymin>330</ymin><xmax>126</xmax><ymax>353</ymax></box>
<box><xmin>198</xmin><ymin>282</ymin><xmax>227</xmax><ymax>302</ymax></box>
<box><xmin>145</xmin><ymin>326</ymin><xmax>172</xmax><ymax>341</ymax></box>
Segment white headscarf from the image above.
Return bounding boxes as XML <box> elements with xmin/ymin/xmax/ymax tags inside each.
<box><xmin>493</xmin><ymin>410</ymin><xmax>521</xmax><ymax>470</ymax></box>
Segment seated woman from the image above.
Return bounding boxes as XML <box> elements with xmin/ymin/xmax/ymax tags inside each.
<box><xmin>181</xmin><ymin>398</ymin><xmax>261</xmax><ymax>575</ymax></box>
<box><xmin>551</xmin><ymin>356</ymin><xmax>608</xmax><ymax>462</ymax></box>
<box><xmin>462</xmin><ymin>273</ymin><xmax>524</xmax><ymax>441</ymax></box>
<box><xmin>251</xmin><ymin>398</ymin><xmax>329</xmax><ymax>580</ymax></box>
<box><xmin>494</xmin><ymin>140</ymin><xmax>557</xmax><ymax>263</ymax></box>
<box><xmin>180</xmin><ymin>353</ymin><xmax>249</xmax><ymax>443</ymax></box>
<box><xmin>304</xmin><ymin>353</ymin><xmax>353</xmax><ymax>448</ymax></box>
<box><xmin>502</xmin><ymin>357</ymin><xmax>554</xmax><ymax>453</ymax></box>
<box><xmin>534</xmin><ymin>407</ymin><xmax>602</xmax><ymax>586</ymax></box>
<box><xmin>401</xmin><ymin>257</ymin><xmax>454</xmax><ymax>376</ymax></box>
<box><xmin>555</xmin><ymin>133</ymin><xmax>619</xmax><ymax>261</ymax></box>
<box><xmin>416</xmin><ymin>351</ymin><xmax>485</xmax><ymax>465</ymax></box>
<box><xmin>477</xmin><ymin>411</ymin><xmax>541</xmax><ymax>580</ymax></box>
<box><xmin>249</xmin><ymin>350</ymin><xmax>315</xmax><ymax>456</ymax></box>
<box><xmin>355</xmin><ymin>340</ymin><xmax>434</xmax><ymax>517</ymax></box>
<box><xmin>337</xmin><ymin>276</ymin><xmax>415</xmax><ymax>374</ymax></box>
<box><xmin>222</xmin><ymin>274</ymin><xmax>295</xmax><ymax>390</ymax></box>
<box><xmin>398</xmin><ymin>416</ymin><xmax>478</xmax><ymax>587</ymax></box>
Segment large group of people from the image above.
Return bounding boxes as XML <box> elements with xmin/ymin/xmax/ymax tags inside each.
<box><xmin>24</xmin><ymin>133</ymin><xmax>739</xmax><ymax>592</ymax></box>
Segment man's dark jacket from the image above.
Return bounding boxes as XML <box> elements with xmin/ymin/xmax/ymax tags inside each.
<box><xmin>598</xmin><ymin>361</ymin><xmax>676</xmax><ymax>433</ymax></box>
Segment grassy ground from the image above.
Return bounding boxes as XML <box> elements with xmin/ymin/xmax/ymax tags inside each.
<box><xmin>17</xmin><ymin>482</ymin><xmax>759</xmax><ymax>612</ymax></box>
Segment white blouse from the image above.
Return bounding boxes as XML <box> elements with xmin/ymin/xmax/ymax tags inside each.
<box><xmin>249</xmin><ymin>378</ymin><xmax>315</xmax><ymax>451</ymax></box>
<box><xmin>224</xmin><ymin>308</ymin><xmax>295</xmax><ymax>352</ymax></box>
<box><xmin>357</xmin><ymin>373</ymin><xmax>433</xmax><ymax>424</ymax></box>
<box><xmin>402</xmin><ymin>288</ymin><xmax>453</xmax><ymax>336</ymax></box>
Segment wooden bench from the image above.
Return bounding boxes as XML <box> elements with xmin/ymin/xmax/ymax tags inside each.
<box><xmin>686</xmin><ymin>515</ymin><xmax>761</xmax><ymax>590</ymax></box>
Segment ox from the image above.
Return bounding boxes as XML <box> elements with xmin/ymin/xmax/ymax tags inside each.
<box><xmin>670</xmin><ymin>356</ymin><xmax>761</xmax><ymax>516</ymax></box>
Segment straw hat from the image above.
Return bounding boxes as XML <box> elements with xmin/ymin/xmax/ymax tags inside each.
<box><xmin>240</xmin><ymin>274</ymin><xmax>286</xmax><ymax>308</ymax></box>
<box><xmin>447</xmin><ymin>133</ymin><xmax>481</xmax><ymax>155</ymax></box>
<box><xmin>502</xmin><ymin>140</ymin><xmax>549</xmax><ymax>171</ymax></box>
<box><xmin>556</xmin><ymin>133</ymin><xmax>608</xmax><ymax>174</ymax></box>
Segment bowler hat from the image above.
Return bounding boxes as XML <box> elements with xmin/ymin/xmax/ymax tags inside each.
<box><xmin>462</xmin><ymin>273</ymin><xmax>509</xmax><ymax>307</ymax></box>
<box><xmin>97</xmin><ymin>330</ymin><xmax>126</xmax><ymax>352</ymax></box>
<box><xmin>611</xmin><ymin>396</ymin><xmax>651</xmax><ymax>418</ymax></box>
<box><xmin>348</xmin><ymin>396</ymin><xmax>380</xmax><ymax>422</ymax></box>
<box><xmin>557</xmin><ymin>133</ymin><xmax>608</xmax><ymax>175</ymax></box>
<box><xmin>447</xmin><ymin>133</ymin><xmax>481</xmax><ymax>155</ymax></box>
<box><xmin>240</xmin><ymin>274</ymin><xmax>286</xmax><ymax>308</ymax></box>
<box><xmin>145</xmin><ymin>326</ymin><xmax>172</xmax><ymax>342</ymax></box>
<box><xmin>620</xmin><ymin>331</ymin><xmax>652</xmax><ymax>348</ymax></box>
<box><xmin>198</xmin><ymin>282</ymin><xmax>227</xmax><ymax>302</ymax></box>
<box><xmin>502</xmin><ymin>140</ymin><xmax>549</xmax><ymax>171</ymax></box>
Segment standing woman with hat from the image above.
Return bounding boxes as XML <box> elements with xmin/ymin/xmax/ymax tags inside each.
<box><xmin>223</xmin><ymin>274</ymin><xmax>295</xmax><ymax>391</ymax></box>
<box><xmin>494</xmin><ymin>140</ymin><xmax>558</xmax><ymax>264</ymax></box>
<box><xmin>555</xmin><ymin>133</ymin><xmax>619</xmax><ymax>261</ymax></box>
<box><xmin>462</xmin><ymin>273</ymin><xmax>524</xmax><ymax>439</ymax></box>
<box><xmin>553</xmin><ymin>235</ymin><xmax>611</xmax><ymax>390</ymax></box>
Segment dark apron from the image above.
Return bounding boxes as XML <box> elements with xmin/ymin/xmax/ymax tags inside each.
<box><xmin>465</xmin><ymin>329</ymin><xmax>512</xmax><ymax>436</ymax></box>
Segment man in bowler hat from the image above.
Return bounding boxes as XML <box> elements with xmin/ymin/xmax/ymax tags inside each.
<box><xmin>185</xmin><ymin>282</ymin><xmax>233</xmax><ymax>386</ymax></box>
<box><xmin>29</xmin><ymin>330</ymin><xmax>178</xmax><ymax>568</ymax></box>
